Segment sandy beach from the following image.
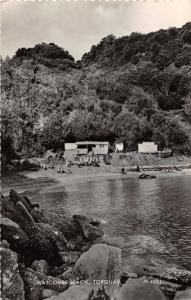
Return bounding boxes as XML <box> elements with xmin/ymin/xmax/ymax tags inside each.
<box><xmin>2</xmin><ymin>161</ymin><xmax>191</xmax><ymax>196</ymax></box>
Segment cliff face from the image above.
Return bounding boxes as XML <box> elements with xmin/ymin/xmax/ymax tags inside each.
<box><xmin>1</xmin><ymin>23</ymin><xmax>191</xmax><ymax>159</ymax></box>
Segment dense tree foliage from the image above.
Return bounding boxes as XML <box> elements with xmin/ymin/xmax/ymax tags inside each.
<box><xmin>2</xmin><ymin>24</ymin><xmax>191</xmax><ymax>160</ymax></box>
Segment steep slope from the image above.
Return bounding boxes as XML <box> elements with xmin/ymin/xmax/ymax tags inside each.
<box><xmin>1</xmin><ymin>24</ymin><xmax>191</xmax><ymax>161</ymax></box>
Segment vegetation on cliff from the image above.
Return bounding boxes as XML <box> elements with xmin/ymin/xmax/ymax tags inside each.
<box><xmin>2</xmin><ymin>23</ymin><xmax>191</xmax><ymax>161</ymax></box>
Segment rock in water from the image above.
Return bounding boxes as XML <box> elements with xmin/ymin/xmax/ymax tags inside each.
<box><xmin>1</xmin><ymin>247</ymin><xmax>25</xmax><ymax>300</ymax></box>
<box><xmin>10</xmin><ymin>189</ymin><xmax>37</xmax><ymax>212</ymax></box>
<box><xmin>118</xmin><ymin>277</ymin><xmax>166</xmax><ymax>300</ymax></box>
<box><xmin>75</xmin><ymin>243</ymin><xmax>122</xmax><ymax>281</ymax></box>
<box><xmin>73</xmin><ymin>214</ymin><xmax>104</xmax><ymax>241</ymax></box>
<box><xmin>31</xmin><ymin>208</ymin><xmax>79</xmax><ymax>240</ymax></box>
<box><xmin>82</xmin><ymin>222</ymin><xmax>104</xmax><ymax>241</ymax></box>
<box><xmin>73</xmin><ymin>214</ymin><xmax>94</xmax><ymax>224</ymax></box>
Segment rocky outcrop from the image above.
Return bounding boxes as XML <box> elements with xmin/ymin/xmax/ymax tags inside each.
<box><xmin>1</xmin><ymin>247</ymin><xmax>25</xmax><ymax>300</ymax></box>
<box><xmin>31</xmin><ymin>208</ymin><xmax>79</xmax><ymax>240</ymax></box>
<box><xmin>142</xmin><ymin>265</ymin><xmax>191</xmax><ymax>285</ymax></box>
<box><xmin>37</xmin><ymin>223</ymin><xmax>67</xmax><ymax>252</ymax></box>
<box><xmin>2</xmin><ymin>189</ymin><xmax>191</xmax><ymax>300</ymax></box>
<box><xmin>15</xmin><ymin>201</ymin><xmax>55</xmax><ymax>262</ymax></box>
<box><xmin>10</xmin><ymin>189</ymin><xmax>38</xmax><ymax>212</ymax></box>
<box><xmin>118</xmin><ymin>277</ymin><xmax>166</xmax><ymax>300</ymax></box>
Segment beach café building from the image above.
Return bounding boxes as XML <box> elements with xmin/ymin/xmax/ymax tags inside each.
<box><xmin>76</xmin><ymin>141</ymin><xmax>109</xmax><ymax>155</ymax></box>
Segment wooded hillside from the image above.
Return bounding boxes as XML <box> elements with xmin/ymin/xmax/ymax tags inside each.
<box><xmin>2</xmin><ymin>23</ymin><xmax>191</xmax><ymax>161</ymax></box>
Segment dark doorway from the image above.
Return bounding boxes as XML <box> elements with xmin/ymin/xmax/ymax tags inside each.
<box><xmin>88</xmin><ymin>144</ymin><xmax>93</xmax><ymax>152</ymax></box>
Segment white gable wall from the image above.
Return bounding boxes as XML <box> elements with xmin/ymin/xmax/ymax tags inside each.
<box><xmin>116</xmin><ymin>143</ymin><xmax>124</xmax><ymax>152</ymax></box>
<box><xmin>138</xmin><ymin>142</ymin><xmax>158</xmax><ymax>153</ymax></box>
<box><xmin>65</xmin><ymin>143</ymin><xmax>77</xmax><ymax>151</ymax></box>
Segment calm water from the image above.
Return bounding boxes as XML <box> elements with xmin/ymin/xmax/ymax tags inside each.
<box><xmin>5</xmin><ymin>174</ymin><xmax>191</xmax><ymax>270</ymax></box>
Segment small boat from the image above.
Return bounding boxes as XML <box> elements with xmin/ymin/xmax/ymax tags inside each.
<box><xmin>139</xmin><ymin>173</ymin><xmax>156</xmax><ymax>179</ymax></box>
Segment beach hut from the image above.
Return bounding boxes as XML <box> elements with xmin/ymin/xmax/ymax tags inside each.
<box><xmin>76</xmin><ymin>141</ymin><xmax>109</xmax><ymax>155</ymax></box>
<box><xmin>115</xmin><ymin>141</ymin><xmax>124</xmax><ymax>152</ymax></box>
<box><xmin>138</xmin><ymin>142</ymin><xmax>158</xmax><ymax>154</ymax></box>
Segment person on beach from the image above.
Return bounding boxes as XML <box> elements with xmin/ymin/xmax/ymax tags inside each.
<box><xmin>121</xmin><ymin>165</ymin><xmax>126</xmax><ymax>174</ymax></box>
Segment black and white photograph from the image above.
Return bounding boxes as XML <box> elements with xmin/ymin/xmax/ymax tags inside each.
<box><xmin>1</xmin><ymin>1</ymin><xmax>191</xmax><ymax>299</ymax></box>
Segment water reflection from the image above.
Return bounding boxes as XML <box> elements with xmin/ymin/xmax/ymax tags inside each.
<box><xmin>27</xmin><ymin>175</ymin><xmax>191</xmax><ymax>269</ymax></box>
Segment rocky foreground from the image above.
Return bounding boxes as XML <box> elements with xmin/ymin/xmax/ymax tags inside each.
<box><xmin>1</xmin><ymin>189</ymin><xmax>191</xmax><ymax>300</ymax></box>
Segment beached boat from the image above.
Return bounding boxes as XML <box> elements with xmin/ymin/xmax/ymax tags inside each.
<box><xmin>139</xmin><ymin>173</ymin><xmax>156</xmax><ymax>179</ymax></box>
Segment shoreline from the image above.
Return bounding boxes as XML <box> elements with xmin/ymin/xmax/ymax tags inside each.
<box><xmin>2</xmin><ymin>164</ymin><xmax>191</xmax><ymax>195</ymax></box>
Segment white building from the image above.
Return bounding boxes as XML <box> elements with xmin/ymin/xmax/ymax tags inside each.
<box><xmin>115</xmin><ymin>141</ymin><xmax>124</xmax><ymax>152</ymax></box>
<box><xmin>138</xmin><ymin>142</ymin><xmax>158</xmax><ymax>153</ymax></box>
<box><xmin>64</xmin><ymin>143</ymin><xmax>77</xmax><ymax>151</ymax></box>
<box><xmin>76</xmin><ymin>141</ymin><xmax>109</xmax><ymax>155</ymax></box>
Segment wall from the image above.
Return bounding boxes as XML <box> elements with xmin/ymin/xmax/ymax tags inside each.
<box><xmin>94</xmin><ymin>144</ymin><xmax>108</xmax><ymax>155</ymax></box>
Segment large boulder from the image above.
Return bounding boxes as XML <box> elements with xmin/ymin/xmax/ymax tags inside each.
<box><xmin>41</xmin><ymin>285</ymin><xmax>112</xmax><ymax>300</ymax></box>
<box><xmin>31</xmin><ymin>260</ymin><xmax>49</xmax><ymax>275</ymax></box>
<box><xmin>75</xmin><ymin>243</ymin><xmax>122</xmax><ymax>282</ymax></box>
<box><xmin>1</xmin><ymin>247</ymin><xmax>25</xmax><ymax>300</ymax></box>
<box><xmin>59</xmin><ymin>251</ymin><xmax>81</xmax><ymax>265</ymax></box>
<box><xmin>1</xmin><ymin>239</ymin><xmax>10</xmax><ymax>249</ymax></box>
<box><xmin>41</xmin><ymin>289</ymin><xmax>59</xmax><ymax>299</ymax></box>
<box><xmin>1</xmin><ymin>194</ymin><xmax>20</xmax><ymax>223</ymax></box>
<box><xmin>118</xmin><ymin>277</ymin><xmax>166</xmax><ymax>300</ymax></box>
<box><xmin>1</xmin><ymin>217</ymin><xmax>29</xmax><ymax>252</ymax></box>
<box><xmin>173</xmin><ymin>289</ymin><xmax>191</xmax><ymax>300</ymax></box>
<box><xmin>20</xmin><ymin>267</ymin><xmax>43</xmax><ymax>300</ymax></box>
<box><xmin>42</xmin><ymin>286</ymin><xmax>92</xmax><ymax>300</ymax></box>
<box><xmin>31</xmin><ymin>208</ymin><xmax>79</xmax><ymax>240</ymax></box>
<box><xmin>20</xmin><ymin>267</ymin><xmax>69</xmax><ymax>299</ymax></box>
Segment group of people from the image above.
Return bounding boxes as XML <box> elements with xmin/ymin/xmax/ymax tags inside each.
<box><xmin>57</xmin><ymin>161</ymin><xmax>72</xmax><ymax>174</ymax></box>
<box><xmin>40</xmin><ymin>159</ymin><xmax>72</xmax><ymax>174</ymax></box>
<box><xmin>121</xmin><ymin>165</ymin><xmax>143</xmax><ymax>174</ymax></box>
